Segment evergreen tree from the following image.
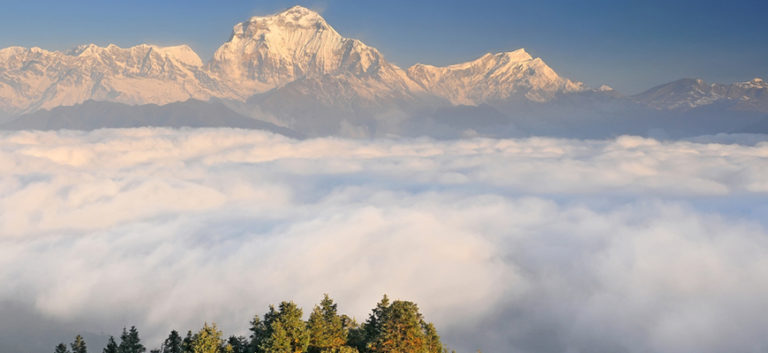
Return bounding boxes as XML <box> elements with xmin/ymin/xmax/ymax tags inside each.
<box><xmin>422</xmin><ymin>322</ymin><xmax>444</xmax><ymax>353</ymax></box>
<box><xmin>249</xmin><ymin>305</ymin><xmax>278</xmax><ymax>353</ymax></box>
<box><xmin>345</xmin><ymin>327</ymin><xmax>366</xmax><ymax>353</ymax></box>
<box><xmin>360</xmin><ymin>297</ymin><xmax>443</xmax><ymax>353</ymax></box>
<box><xmin>225</xmin><ymin>336</ymin><xmax>248</xmax><ymax>353</ymax></box>
<box><xmin>358</xmin><ymin>295</ymin><xmax>390</xmax><ymax>352</ymax></box>
<box><xmin>104</xmin><ymin>336</ymin><xmax>119</xmax><ymax>353</ymax></box>
<box><xmin>258</xmin><ymin>301</ymin><xmax>309</xmax><ymax>353</ymax></box>
<box><xmin>368</xmin><ymin>300</ymin><xmax>425</xmax><ymax>353</ymax></box>
<box><xmin>262</xmin><ymin>321</ymin><xmax>290</xmax><ymax>353</ymax></box>
<box><xmin>52</xmin><ymin>295</ymin><xmax>444</xmax><ymax>353</ymax></box>
<box><xmin>308</xmin><ymin>294</ymin><xmax>347</xmax><ymax>353</ymax></box>
<box><xmin>181</xmin><ymin>331</ymin><xmax>195</xmax><ymax>353</ymax></box>
<box><xmin>191</xmin><ymin>322</ymin><xmax>223</xmax><ymax>353</ymax></box>
<box><xmin>162</xmin><ymin>330</ymin><xmax>183</xmax><ymax>353</ymax></box>
<box><xmin>118</xmin><ymin>326</ymin><xmax>146</xmax><ymax>353</ymax></box>
<box><xmin>55</xmin><ymin>343</ymin><xmax>70</xmax><ymax>353</ymax></box>
<box><xmin>247</xmin><ymin>315</ymin><xmax>266</xmax><ymax>353</ymax></box>
<box><xmin>71</xmin><ymin>334</ymin><xmax>88</xmax><ymax>353</ymax></box>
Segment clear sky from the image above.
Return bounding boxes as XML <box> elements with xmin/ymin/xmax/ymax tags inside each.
<box><xmin>1</xmin><ymin>0</ymin><xmax>766</xmax><ymax>94</ymax></box>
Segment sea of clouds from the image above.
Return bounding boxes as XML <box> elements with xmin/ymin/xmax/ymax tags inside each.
<box><xmin>1</xmin><ymin>128</ymin><xmax>768</xmax><ymax>353</ymax></box>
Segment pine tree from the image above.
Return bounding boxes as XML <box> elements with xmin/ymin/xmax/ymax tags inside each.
<box><xmin>248</xmin><ymin>315</ymin><xmax>265</xmax><ymax>353</ymax></box>
<box><xmin>118</xmin><ymin>326</ymin><xmax>146</xmax><ymax>353</ymax></box>
<box><xmin>162</xmin><ymin>330</ymin><xmax>183</xmax><ymax>353</ymax></box>
<box><xmin>422</xmin><ymin>322</ymin><xmax>444</xmax><ymax>353</ymax></box>
<box><xmin>258</xmin><ymin>301</ymin><xmax>309</xmax><ymax>353</ymax></box>
<box><xmin>262</xmin><ymin>321</ymin><xmax>291</xmax><ymax>353</ymax></box>
<box><xmin>104</xmin><ymin>336</ymin><xmax>119</xmax><ymax>353</ymax></box>
<box><xmin>345</xmin><ymin>326</ymin><xmax>366</xmax><ymax>353</ymax></box>
<box><xmin>191</xmin><ymin>322</ymin><xmax>223</xmax><ymax>353</ymax></box>
<box><xmin>249</xmin><ymin>305</ymin><xmax>278</xmax><ymax>353</ymax></box>
<box><xmin>181</xmin><ymin>331</ymin><xmax>195</xmax><ymax>353</ymax></box>
<box><xmin>308</xmin><ymin>294</ymin><xmax>347</xmax><ymax>353</ymax></box>
<box><xmin>224</xmin><ymin>336</ymin><xmax>248</xmax><ymax>353</ymax></box>
<box><xmin>361</xmin><ymin>297</ymin><xmax>442</xmax><ymax>353</ymax></box>
<box><xmin>71</xmin><ymin>334</ymin><xmax>88</xmax><ymax>353</ymax></box>
<box><xmin>55</xmin><ymin>343</ymin><xmax>70</xmax><ymax>353</ymax></box>
<box><xmin>358</xmin><ymin>295</ymin><xmax>390</xmax><ymax>352</ymax></box>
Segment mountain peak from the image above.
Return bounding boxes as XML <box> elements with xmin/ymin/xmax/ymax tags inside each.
<box><xmin>65</xmin><ymin>43</ymin><xmax>203</xmax><ymax>67</ymax></box>
<box><xmin>280</xmin><ymin>5</ymin><xmax>323</xmax><ymax>18</ymax></box>
<box><xmin>499</xmin><ymin>48</ymin><xmax>532</xmax><ymax>62</ymax></box>
<box><xmin>634</xmin><ymin>76</ymin><xmax>768</xmax><ymax>111</ymax></box>
<box><xmin>407</xmin><ymin>48</ymin><xmax>584</xmax><ymax>105</ymax></box>
<box><xmin>151</xmin><ymin>44</ymin><xmax>203</xmax><ymax>67</ymax></box>
<box><xmin>243</xmin><ymin>5</ymin><xmax>329</xmax><ymax>31</ymax></box>
<box><xmin>209</xmin><ymin>5</ymin><xmax>404</xmax><ymax>96</ymax></box>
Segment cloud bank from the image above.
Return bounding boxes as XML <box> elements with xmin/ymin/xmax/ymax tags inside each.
<box><xmin>1</xmin><ymin>129</ymin><xmax>768</xmax><ymax>353</ymax></box>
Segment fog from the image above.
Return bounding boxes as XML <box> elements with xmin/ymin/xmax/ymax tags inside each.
<box><xmin>1</xmin><ymin>128</ymin><xmax>768</xmax><ymax>353</ymax></box>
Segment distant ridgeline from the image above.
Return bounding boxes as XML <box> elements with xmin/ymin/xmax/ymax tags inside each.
<box><xmin>2</xmin><ymin>6</ymin><xmax>767</xmax><ymax>138</ymax></box>
<box><xmin>52</xmin><ymin>295</ymin><xmax>451</xmax><ymax>353</ymax></box>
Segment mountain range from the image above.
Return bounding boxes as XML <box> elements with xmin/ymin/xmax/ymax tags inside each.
<box><xmin>1</xmin><ymin>5</ymin><xmax>766</xmax><ymax>138</ymax></box>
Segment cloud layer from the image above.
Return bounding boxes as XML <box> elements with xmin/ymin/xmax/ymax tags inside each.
<box><xmin>1</xmin><ymin>129</ymin><xmax>768</xmax><ymax>353</ymax></box>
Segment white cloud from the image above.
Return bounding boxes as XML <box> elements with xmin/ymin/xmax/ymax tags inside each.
<box><xmin>1</xmin><ymin>129</ymin><xmax>768</xmax><ymax>353</ymax></box>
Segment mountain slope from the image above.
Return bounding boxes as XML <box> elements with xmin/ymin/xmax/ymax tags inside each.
<box><xmin>633</xmin><ymin>77</ymin><xmax>768</xmax><ymax>112</ymax></box>
<box><xmin>0</xmin><ymin>44</ymin><xmax>235</xmax><ymax>114</ymax></box>
<box><xmin>0</xmin><ymin>6</ymin><xmax>591</xmax><ymax>124</ymax></box>
<box><xmin>207</xmin><ymin>5</ymin><xmax>423</xmax><ymax>99</ymax></box>
<box><xmin>407</xmin><ymin>49</ymin><xmax>586</xmax><ymax>105</ymax></box>
<box><xmin>0</xmin><ymin>99</ymin><xmax>301</xmax><ymax>137</ymax></box>
<box><xmin>2</xmin><ymin>5</ymin><xmax>764</xmax><ymax>139</ymax></box>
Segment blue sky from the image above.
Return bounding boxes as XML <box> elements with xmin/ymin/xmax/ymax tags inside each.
<box><xmin>1</xmin><ymin>0</ymin><xmax>766</xmax><ymax>94</ymax></box>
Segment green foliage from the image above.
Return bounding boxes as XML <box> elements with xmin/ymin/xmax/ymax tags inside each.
<box><xmin>249</xmin><ymin>305</ymin><xmax>278</xmax><ymax>353</ymax></box>
<box><xmin>104</xmin><ymin>336</ymin><xmax>119</xmax><ymax>353</ymax></box>
<box><xmin>55</xmin><ymin>343</ymin><xmax>70</xmax><ymax>353</ymax></box>
<box><xmin>162</xmin><ymin>330</ymin><xmax>183</xmax><ymax>353</ymax></box>
<box><xmin>191</xmin><ymin>322</ymin><xmax>223</xmax><ymax>353</ymax></box>
<box><xmin>53</xmin><ymin>295</ymin><xmax>447</xmax><ymax>353</ymax></box>
<box><xmin>307</xmin><ymin>294</ymin><xmax>347</xmax><ymax>353</ymax></box>
<box><xmin>224</xmin><ymin>336</ymin><xmax>248</xmax><ymax>353</ymax></box>
<box><xmin>259</xmin><ymin>301</ymin><xmax>310</xmax><ymax>353</ymax></box>
<box><xmin>181</xmin><ymin>331</ymin><xmax>194</xmax><ymax>353</ymax></box>
<box><xmin>369</xmin><ymin>300</ymin><xmax>425</xmax><ymax>353</ymax></box>
<box><xmin>360</xmin><ymin>296</ymin><xmax>445</xmax><ymax>353</ymax></box>
<box><xmin>362</xmin><ymin>294</ymin><xmax>390</xmax><ymax>349</ymax></box>
<box><xmin>71</xmin><ymin>335</ymin><xmax>88</xmax><ymax>353</ymax></box>
<box><xmin>262</xmin><ymin>320</ymin><xmax>291</xmax><ymax>353</ymax></box>
<box><xmin>118</xmin><ymin>326</ymin><xmax>146</xmax><ymax>353</ymax></box>
<box><xmin>327</xmin><ymin>346</ymin><xmax>359</xmax><ymax>353</ymax></box>
<box><xmin>345</xmin><ymin>326</ymin><xmax>366</xmax><ymax>353</ymax></box>
<box><xmin>422</xmin><ymin>323</ymin><xmax>444</xmax><ymax>353</ymax></box>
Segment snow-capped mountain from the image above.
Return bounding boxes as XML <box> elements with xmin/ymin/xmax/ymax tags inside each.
<box><xmin>407</xmin><ymin>49</ymin><xmax>586</xmax><ymax>105</ymax></box>
<box><xmin>633</xmin><ymin>77</ymin><xmax>768</xmax><ymax>112</ymax></box>
<box><xmin>0</xmin><ymin>6</ymin><xmax>590</xmax><ymax>117</ymax></box>
<box><xmin>1</xmin><ymin>5</ymin><xmax>764</xmax><ymax>138</ymax></box>
<box><xmin>207</xmin><ymin>5</ymin><xmax>423</xmax><ymax>100</ymax></box>
<box><xmin>0</xmin><ymin>44</ymin><xmax>236</xmax><ymax>114</ymax></box>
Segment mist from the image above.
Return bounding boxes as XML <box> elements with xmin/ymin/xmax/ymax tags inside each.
<box><xmin>2</xmin><ymin>128</ymin><xmax>768</xmax><ymax>353</ymax></box>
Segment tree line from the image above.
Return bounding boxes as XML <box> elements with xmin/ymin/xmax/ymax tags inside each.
<box><xmin>53</xmin><ymin>294</ymin><xmax>452</xmax><ymax>353</ymax></box>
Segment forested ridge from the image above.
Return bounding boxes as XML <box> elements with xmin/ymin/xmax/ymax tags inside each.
<box><xmin>52</xmin><ymin>295</ymin><xmax>453</xmax><ymax>353</ymax></box>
